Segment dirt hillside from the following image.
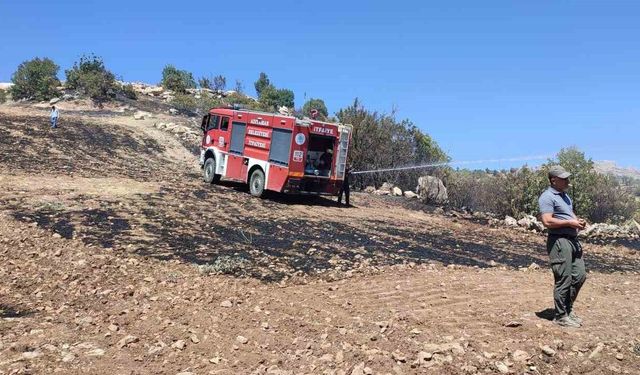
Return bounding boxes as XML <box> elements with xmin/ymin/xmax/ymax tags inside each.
<box><xmin>1</xmin><ymin>103</ymin><xmax>639</xmax><ymax>375</ymax></box>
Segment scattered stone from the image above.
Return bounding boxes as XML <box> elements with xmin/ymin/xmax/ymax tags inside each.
<box><xmin>117</xmin><ymin>335</ymin><xmax>139</xmax><ymax>348</ymax></box>
<box><xmin>171</xmin><ymin>340</ymin><xmax>186</xmax><ymax>350</ymax></box>
<box><xmin>21</xmin><ymin>351</ymin><xmax>42</xmax><ymax>360</ymax></box>
<box><xmin>616</xmin><ymin>353</ymin><xmax>624</xmax><ymax>360</ymax></box>
<box><xmin>512</xmin><ymin>349</ymin><xmax>529</xmax><ymax>362</ymax></box>
<box><xmin>392</xmin><ymin>351</ymin><xmax>407</xmax><ymax>362</ymax></box>
<box><xmin>190</xmin><ymin>334</ymin><xmax>200</xmax><ymax>343</ymax></box>
<box><xmin>220</xmin><ymin>300</ymin><xmax>233</xmax><ymax>308</ymax></box>
<box><xmin>85</xmin><ymin>348</ymin><xmax>105</xmax><ymax>357</ymax></box>
<box><xmin>108</xmin><ymin>324</ymin><xmax>119</xmax><ymax>332</ymax></box>
<box><xmin>495</xmin><ymin>361</ymin><xmax>509</xmax><ymax>373</ymax></box>
<box><xmin>61</xmin><ymin>353</ymin><xmax>75</xmax><ymax>362</ymax></box>
<box><xmin>350</xmin><ymin>362</ymin><xmax>366</xmax><ymax>375</ymax></box>
<box><xmin>588</xmin><ymin>343</ymin><xmax>605</xmax><ymax>359</ymax></box>
<box><xmin>49</xmin><ymin>98</ymin><xmax>61</xmax><ymax>105</ymax></box>
<box><xmin>504</xmin><ymin>216</ymin><xmax>518</xmax><ymax>227</ymax></box>
<box><xmin>417</xmin><ymin>351</ymin><xmax>432</xmax><ymax>363</ymax></box>
<box><xmin>403</xmin><ymin>190</ymin><xmax>417</xmax><ymax>198</ymax></box>
<box><xmin>541</xmin><ymin>345</ymin><xmax>556</xmax><ymax>357</ymax></box>
<box><xmin>236</xmin><ymin>335</ymin><xmax>249</xmax><ymax>344</ymax></box>
<box><xmin>209</xmin><ymin>357</ymin><xmax>222</xmax><ymax>364</ymax></box>
<box><xmin>392</xmin><ymin>186</ymin><xmax>403</xmax><ymax>196</ymax></box>
<box><xmin>504</xmin><ymin>321</ymin><xmax>522</xmax><ymax>327</ymax></box>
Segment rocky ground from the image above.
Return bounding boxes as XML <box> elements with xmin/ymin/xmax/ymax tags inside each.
<box><xmin>1</xmin><ymin>102</ymin><xmax>639</xmax><ymax>375</ymax></box>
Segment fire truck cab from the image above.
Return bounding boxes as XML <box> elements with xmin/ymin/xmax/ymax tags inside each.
<box><xmin>199</xmin><ymin>107</ymin><xmax>352</xmax><ymax>197</ymax></box>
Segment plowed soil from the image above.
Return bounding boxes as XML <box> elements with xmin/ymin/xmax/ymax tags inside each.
<box><xmin>1</xmin><ymin>104</ymin><xmax>639</xmax><ymax>375</ymax></box>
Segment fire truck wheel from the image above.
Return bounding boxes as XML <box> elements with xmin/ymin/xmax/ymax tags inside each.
<box><xmin>249</xmin><ymin>168</ymin><xmax>266</xmax><ymax>197</ymax></box>
<box><xmin>203</xmin><ymin>157</ymin><xmax>220</xmax><ymax>184</ymax></box>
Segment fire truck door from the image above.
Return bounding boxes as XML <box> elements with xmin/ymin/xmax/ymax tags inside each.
<box><xmin>216</xmin><ymin>116</ymin><xmax>231</xmax><ymax>153</ymax></box>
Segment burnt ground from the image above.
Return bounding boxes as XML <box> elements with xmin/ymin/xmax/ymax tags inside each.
<box><xmin>1</xmin><ymin>104</ymin><xmax>639</xmax><ymax>375</ymax></box>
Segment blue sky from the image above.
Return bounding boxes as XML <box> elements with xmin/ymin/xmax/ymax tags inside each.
<box><xmin>1</xmin><ymin>1</ymin><xmax>639</xmax><ymax>169</ymax></box>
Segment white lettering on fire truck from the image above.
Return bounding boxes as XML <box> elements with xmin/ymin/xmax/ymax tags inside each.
<box><xmin>248</xmin><ymin>139</ymin><xmax>267</xmax><ymax>149</ymax></box>
<box><xmin>248</xmin><ymin>129</ymin><xmax>269</xmax><ymax>138</ymax></box>
<box><xmin>312</xmin><ymin>126</ymin><xmax>334</xmax><ymax>136</ymax></box>
<box><xmin>250</xmin><ymin>119</ymin><xmax>269</xmax><ymax>126</ymax></box>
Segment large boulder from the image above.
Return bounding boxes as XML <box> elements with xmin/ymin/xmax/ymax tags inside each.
<box><xmin>416</xmin><ymin>176</ymin><xmax>448</xmax><ymax>205</ymax></box>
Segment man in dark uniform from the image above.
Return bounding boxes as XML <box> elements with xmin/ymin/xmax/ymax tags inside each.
<box><xmin>538</xmin><ymin>165</ymin><xmax>587</xmax><ymax>328</ymax></box>
<box><xmin>338</xmin><ymin>165</ymin><xmax>352</xmax><ymax>207</ymax></box>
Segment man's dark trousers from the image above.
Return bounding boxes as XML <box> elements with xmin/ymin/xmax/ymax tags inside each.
<box><xmin>547</xmin><ymin>235</ymin><xmax>586</xmax><ymax>318</ymax></box>
<box><xmin>338</xmin><ymin>174</ymin><xmax>350</xmax><ymax>206</ymax></box>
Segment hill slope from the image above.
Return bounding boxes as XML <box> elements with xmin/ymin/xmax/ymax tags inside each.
<box><xmin>1</xmin><ymin>102</ymin><xmax>639</xmax><ymax>374</ymax></box>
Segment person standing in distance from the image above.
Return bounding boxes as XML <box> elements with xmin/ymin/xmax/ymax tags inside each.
<box><xmin>538</xmin><ymin>165</ymin><xmax>587</xmax><ymax>328</ymax></box>
<box><xmin>338</xmin><ymin>165</ymin><xmax>352</xmax><ymax>207</ymax></box>
<box><xmin>50</xmin><ymin>105</ymin><xmax>59</xmax><ymax>129</ymax></box>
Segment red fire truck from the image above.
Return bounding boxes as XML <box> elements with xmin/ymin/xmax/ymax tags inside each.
<box><xmin>199</xmin><ymin>107</ymin><xmax>352</xmax><ymax>197</ymax></box>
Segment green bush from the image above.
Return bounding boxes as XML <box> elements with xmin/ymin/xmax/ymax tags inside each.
<box><xmin>224</xmin><ymin>92</ymin><xmax>260</xmax><ymax>110</ymax></box>
<box><xmin>10</xmin><ymin>57</ymin><xmax>60</xmax><ymax>101</ymax></box>
<box><xmin>171</xmin><ymin>93</ymin><xmax>222</xmax><ymax>115</ymax></box>
<box><xmin>120</xmin><ymin>83</ymin><xmax>137</xmax><ymax>100</ymax></box>
<box><xmin>0</xmin><ymin>89</ymin><xmax>7</xmax><ymax>104</ymax></box>
<box><xmin>161</xmin><ymin>65</ymin><xmax>195</xmax><ymax>93</ymax></box>
<box><xmin>65</xmin><ymin>54</ymin><xmax>116</xmax><ymax>103</ymax></box>
<box><xmin>444</xmin><ymin>147</ymin><xmax>639</xmax><ymax>223</ymax></box>
<box><xmin>258</xmin><ymin>85</ymin><xmax>294</xmax><ymax>111</ymax></box>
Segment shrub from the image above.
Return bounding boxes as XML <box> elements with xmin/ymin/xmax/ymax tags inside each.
<box><xmin>161</xmin><ymin>65</ymin><xmax>195</xmax><ymax>93</ymax></box>
<box><xmin>10</xmin><ymin>57</ymin><xmax>60</xmax><ymax>101</ymax></box>
<box><xmin>120</xmin><ymin>83</ymin><xmax>137</xmax><ymax>100</ymax></box>
<box><xmin>197</xmin><ymin>255</ymin><xmax>248</xmax><ymax>276</ymax></box>
<box><xmin>0</xmin><ymin>89</ymin><xmax>6</xmax><ymax>104</ymax></box>
<box><xmin>444</xmin><ymin>147</ymin><xmax>639</xmax><ymax>223</ymax></box>
<box><xmin>171</xmin><ymin>92</ymin><xmax>222</xmax><ymax>115</ymax></box>
<box><xmin>225</xmin><ymin>92</ymin><xmax>260</xmax><ymax>110</ymax></box>
<box><xmin>65</xmin><ymin>54</ymin><xmax>116</xmax><ymax>103</ymax></box>
<box><xmin>258</xmin><ymin>85</ymin><xmax>294</xmax><ymax>111</ymax></box>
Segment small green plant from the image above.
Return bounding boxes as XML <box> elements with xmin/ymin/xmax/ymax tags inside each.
<box><xmin>198</xmin><ymin>255</ymin><xmax>248</xmax><ymax>276</ymax></box>
<box><xmin>10</xmin><ymin>57</ymin><xmax>61</xmax><ymax>101</ymax></box>
<box><xmin>37</xmin><ymin>201</ymin><xmax>67</xmax><ymax>212</ymax></box>
<box><xmin>65</xmin><ymin>54</ymin><xmax>116</xmax><ymax>104</ymax></box>
<box><xmin>0</xmin><ymin>89</ymin><xmax>7</xmax><ymax>104</ymax></box>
